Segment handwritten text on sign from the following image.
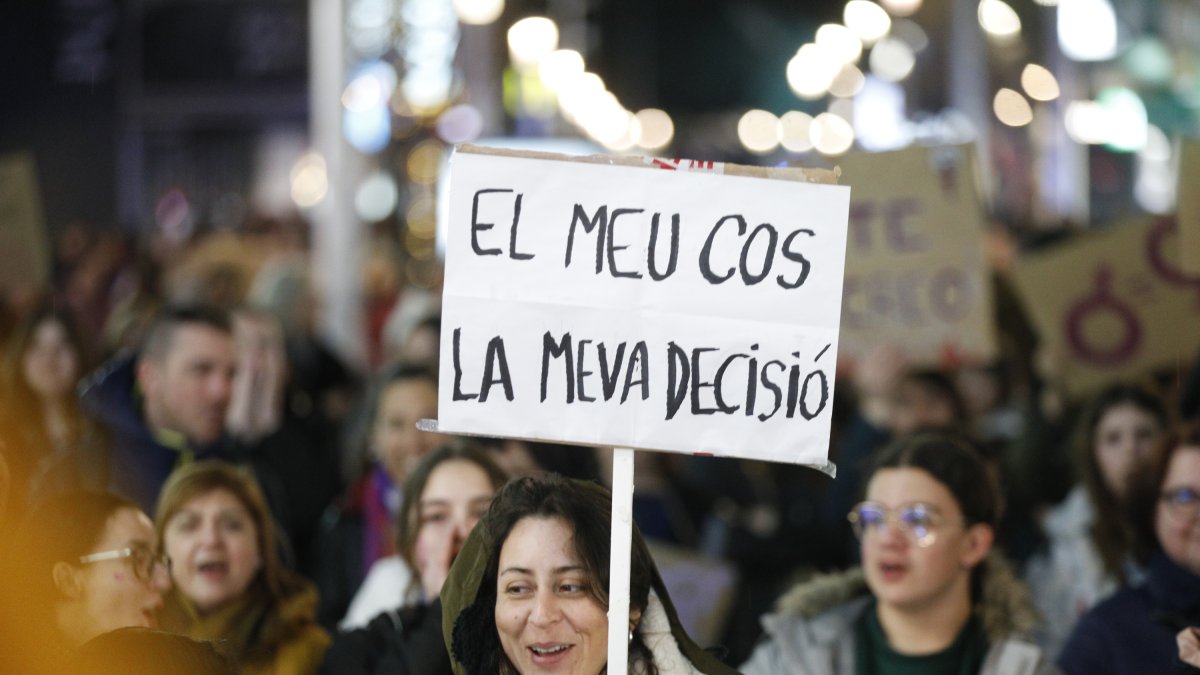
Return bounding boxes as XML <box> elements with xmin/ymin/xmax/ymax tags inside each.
<box><xmin>437</xmin><ymin>149</ymin><xmax>851</xmax><ymax>469</ymax></box>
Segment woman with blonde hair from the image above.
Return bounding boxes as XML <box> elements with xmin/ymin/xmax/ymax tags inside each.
<box><xmin>156</xmin><ymin>460</ymin><xmax>330</xmax><ymax>674</ymax></box>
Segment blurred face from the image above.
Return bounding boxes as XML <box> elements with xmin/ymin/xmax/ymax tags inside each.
<box><xmin>495</xmin><ymin>517</ymin><xmax>610</xmax><ymax>675</ymax></box>
<box><xmin>892</xmin><ymin>381</ymin><xmax>957</xmax><ymax>435</ymax></box>
<box><xmin>860</xmin><ymin>468</ymin><xmax>990</xmax><ymax>615</ymax></box>
<box><xmin>373</xmin><ymin>379</ymin><xmax>442</xmax><ymax>484</ymax></box>
<box><xmin>163</xmin><ymin>489</ymin><xmax>262</xmax><ymax>615</ymax></box>
<box><xmin>411</xmin><ymin>460</ymin><xmax>496</xmax><ymax>597</ymax></box>
<box><xmin>1095</xmin><ymin>403</ymin><xmax>1163</xmax><ymax>499</ymax></box>
<box><xmin>140</xmin><ymin>325</ymin><xmax>236</xmax><ymax>445</ymax></box>
<box><xmin>22</xmin><ymin>318</ymin><xmax>80</xmax><ymax>400</ymax></box>
<box><xmin>1156</xmin><ymin>447</ymin><xmax>1200</xmax><ymax>576</ymax></box>
<box><xmin>72</xmin><ymin>508</ymin><xmax>170</xmax><ymax>641</ymax></box>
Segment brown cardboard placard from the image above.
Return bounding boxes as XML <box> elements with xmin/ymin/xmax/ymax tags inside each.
<box><xmin>834</xmin><ymin>144</ymin><xmax>996</xmax><ymax>366</ymax></box>
<box><xmin>1179</xmin><ymin>139</ymin><xmax>1200</xmax><ymax>275</ymax></box>
<box><xmin>0</xmin><ymin>154</ymin><xmax>51</xmax><ymax>293</ymax></box>
<box><xmin>1011</xmin><ymin>216</ymin><xmax>1200</xmax><ymax>397</ymax></box>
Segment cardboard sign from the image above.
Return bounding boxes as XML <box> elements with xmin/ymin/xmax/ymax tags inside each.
<box><xmin>835</xmin><ymin>145</ymin><xmax>996</xmax><ymax>366</ymax></box>
<box><xmin>1179</xmin><ymin>139</ymin><xmax>1200</xmax><ymax>275</ymax></box>
<box><xmin>1011</xmin><ymin>216</ymin><xmax>1200</xmax><ymax>397</ymax></box>
<box><xmin>436</xmin><ymin>146</ymin><xmax>850</xmax><ymax>470</ymax></box>
<box><xmin>0</xmin><ymin>154</ymin><xmax>51</xmax><ymax>292</ymax></box>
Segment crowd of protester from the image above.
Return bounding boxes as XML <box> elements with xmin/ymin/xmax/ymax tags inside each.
<box><xmin>0</xmin><ymin>218</ymin><xmax>1198</xmax><ymax>674</ymax></box>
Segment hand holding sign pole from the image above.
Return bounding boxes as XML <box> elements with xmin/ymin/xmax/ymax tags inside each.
<box><xmin>435</xmin><ymin>145</ymin><xmax>849</xmax><ymax>671</ymax></box>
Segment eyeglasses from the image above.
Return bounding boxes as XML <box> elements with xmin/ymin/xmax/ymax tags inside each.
<box><xmin>1161</xmin><ymin>487</ymin><xmax>1200</xmax><ymax>521</ymax></box>
<box><xmin>79</xmin><ymin>546</ymin><xmax>170</xmax><ymax>584</ymax></box>
<box><xmin>847</xmin><ymin>501</ymin><xmax>958</xmax><ymax>548</ymax></box>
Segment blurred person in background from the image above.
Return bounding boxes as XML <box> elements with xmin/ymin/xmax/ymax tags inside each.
<box><xmin>1</xmin><ymin>491</ymin><xmax>171</xmax><ymax>673</ymax></box>
<box><xmin>1024</xmin><ymin>383</ymin><xmax>1168</xmax><ymax>657</ymax></box>
<box><xmin>742</xmin><ymin>433</ymin><xmax>1057</xmax><ymax>675</ymax></box>
<box><xmin>156</xmin><ymin>460</ymin><xmax>329</xmax><ymax>675</ymax></box>
<box><xmin>226</xmin><ymin>307</ymin><xmax>341</xmax><ymax>576</ymax></box>
<box><xmin>313</xmin><ymin>363</ymin><xmax>446</xmax><ymax>628</ymax></box>
<box><xmin>80</xmin><ymin>305</ymin><xmax>237</xmax><ymax>514</ymax></box>
<box><xmin>0</xmin><ymin>300</ymin><xmax>100</xmax><ymax>512</ymax></box>
<box><xmin>69</xmin><ymin>627</ymin><xmax>237</xmax><ymax>675</ymax></box>
<box><xmin>1059</xmin><ymin>423</ymin><xmax>1200</xmax><ymax>674</ymax></box>
<box><xmin>321</xmin><ymin>443</ymin><xmax>507</xmax><ymax>675</ymax></box>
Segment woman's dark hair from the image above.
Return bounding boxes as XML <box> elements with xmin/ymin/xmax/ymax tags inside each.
<box><xmin>451</xmin><ymin>474</ymin><xmax>659</xmax><ymax>675</ymax></box>
<box><xmin>862</xmin><ymin>432</ymin><xmax>1001</xmax><ymax>601</ymax></box>
<box><xmin>1128</xmin><ymin>422</ymin><xmax>1200</xmax><ymax>565</ymax></box>
<box><xmin>395</xmin><ymin>441</ymin><xmax>508</xmax><ymax>569</ymax></box>
<box><xmin>1074</xmin><ymin>383</ymin><xmax>1169</xmax><ymax>580</ymax></box>
<box><xmin>899</xmin><ymin>368</ymin><xmax>969</xmax><ymax>430</ymax></box>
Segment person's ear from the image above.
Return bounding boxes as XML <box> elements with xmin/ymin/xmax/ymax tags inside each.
<box><xmin>628</xmin><ymin>608</ymin><xmax>642</xmax><ymax>632</ymax></box>
<box><xmin>52</xmin><ymin>562</ymin><xmax>84</xmax><ymax>600</ymax></box>
<box><xmin>959</xmin><ymin>523</ymin><xmax>994</xmax><ymax>569</ymax></box>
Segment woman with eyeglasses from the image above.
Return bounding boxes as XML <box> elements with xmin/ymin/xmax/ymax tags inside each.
<box><xmin>1059</xmin><ymin>423</ymin><xmax>1200</xmax><ymax>675</ymax></box>
<box><xmin>742</xmin><ymin>432</ymin><xmax>1059</xmax><ymax>675</ymax></box>
<box><xmin>156</xmin><ymin>461</ymin><xmax>330</xmax><ymax>675</ymax></box>
<box><xmin>1</xmin><ymin>491</ymin><xmax>171</xmax><ymax>673</ymax></box>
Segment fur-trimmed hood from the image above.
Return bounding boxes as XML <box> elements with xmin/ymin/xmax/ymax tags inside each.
<box><xmin>772</xmin><ymin>552</ymin><xmax>1039</xmax><ymax>642</ymax></box>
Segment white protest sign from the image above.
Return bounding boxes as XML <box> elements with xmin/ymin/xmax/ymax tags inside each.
<box><xmin>437</xmin><ymin>146</ymin><xmax>850</xmax><ymax>471</ymax></box>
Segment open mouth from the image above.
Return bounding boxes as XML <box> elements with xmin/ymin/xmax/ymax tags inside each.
<box><xmin>197</xmin><ymin>561</ymin><xmax>229</xmax><ymax>577</ymax></box>
<box><xmin>879</xmin><ymin>562</ymin><xmax>907</xmax><ymax>581</ymax></box>
<box><xmin>528</xmin><ymin>643</ymin><xmax>573</xmax><ymax>662</ymax></box>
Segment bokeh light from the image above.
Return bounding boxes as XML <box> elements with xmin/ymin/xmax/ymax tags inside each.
<box><xmin>815</xmin><ymin>24</ymin><xmax>864</xmax><ymax>65</ymax></box>
<box><xmin>635</xmin><ymin>109</ymin><xmax>674</xmax><ymax>150</ymax></box>
<box><xmin>993</xmin><ymin>88</ymin><xmax>1033</xmax><ymax>126</ymax></box>
<box><xmin>978</xmin><ymin>0</ymin><xmax>1021</xmax><ymax>41</ymax></box>
<box><xmin>354</xmin><ymin>172</ymin><xmax>400</xmax><ymax>222</ymax></box>
<box><xmin>1058</xmin><ymin>0</ymin><xmax>1117</xmax><ymax>61</ymax></box>
<box><xmin>780</xmin><ymin>111</ymin><xmax>815</xmax><ymax>152</ymax></box>
<box><xmin>507</xmin><ymin>17</ymin><xmax>559</xmax><ymax>68</ymax></box>
<box><xmin>1020</xmin><ymin>64</ymin><xmax>1060</xmax><ymax>101</ymax></box>
<box><xmin>738</xmin><ymin>109</ymin><xmax>782</xmax><ymax>154</ymax></box>
<box><xmin>435</xmin><ymin>104</ymin><xmax>484</xmax><ymax>143</ymax></box>
<box><xmin>881</xmin><ymin>0</ymin><xmax>922</xmax><ymax>16</ymax></box>
<box><xmin>810</xmin><ymin>113</ymin><xmax>855</xmax><ymax>155</ymax></box>
<box><xmin>290</xmin><ymin>152</ymin><xmax>328</xmax><ymax>208</ymax></box>
<box><xmin>537</xmin><ymin>49</ymin><xmax>585</xmax><ymax>91</ymax></box>
<box><xmin>787</xmin><ymin>44</ymin><xmax>841</xmax><ymax>99</ymax></box>
<box><xmin>453</xmin><ymin>0</ymin><xmax>504</xmax><ymax>25</ymax></box>
<box><xmin>844</xmin><ymin>1</ymin><xmax>892</xmax><ymax>46</ymax></box>
<box><xmin>868</xmin><ymin>37</ymin><xmax>915</xmax><ymax>82</ymax></box>
<box><xmin>829</xmin><ymin>64</ymin><xmax>866</xmax><ymax>98</ymax></box>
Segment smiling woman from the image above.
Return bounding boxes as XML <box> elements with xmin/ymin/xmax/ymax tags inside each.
<box><xmin>155</xmin><ymin>461</ymin><xmax>330</xmax><ymax>675</ymax></box>
<box><xmin>441</xmin><ymin>473</ymin><xmax>738</xmax><ymax>675</ymax></box>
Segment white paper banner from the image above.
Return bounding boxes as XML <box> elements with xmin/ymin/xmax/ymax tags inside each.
<box><xmin>438</xmin><ymin>149</ymin><xmax>851</xmax><ymax>470</ymax></box>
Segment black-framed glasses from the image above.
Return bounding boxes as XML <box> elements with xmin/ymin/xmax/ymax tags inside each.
<box><xmin>1161</xmin><ymin>487</ymin><xmax>1200</xmax><ymax>521</ymax></box>
<box><xmin>847</xmin><ymin>501</ymin><xmax>958</xmax><ymax>548</ymax></box>
<box><xmin>79</xmin><ymin>546</ymin><xmax>170</xmax><ymax>584</ymax></box>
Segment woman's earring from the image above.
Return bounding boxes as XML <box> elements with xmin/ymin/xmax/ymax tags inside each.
<box><xmin>628</xmin><ymin>629</ymin><xmax>634</xmax><ymax>644</ymax></box>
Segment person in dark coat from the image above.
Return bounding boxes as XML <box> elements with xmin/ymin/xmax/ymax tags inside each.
<box><xmin>79</xmin><ymin>305</ymin><xmax>237</xmax><ymax>515</ymax></box>
<box><xmin>1059</xmin><ymin>423</ymin><xmax>1200</xmax><ymax>675</ymax></box>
